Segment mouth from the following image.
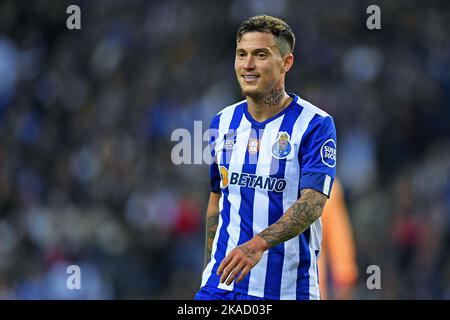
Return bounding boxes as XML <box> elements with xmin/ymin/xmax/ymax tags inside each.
<box><xmin>242</xmin><ymin>74</ymin><xmax>259</xmax><ymax>83</ymax></box>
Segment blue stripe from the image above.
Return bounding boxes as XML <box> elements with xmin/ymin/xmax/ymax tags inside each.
<box><xmin>294</xmin><ymin>114</ymin><xmax>330</xmax><ymax>299</ymax></box>
<box><xmin>209</xmin><ymin>114</ymin><xmax>222</xmax><ymax>193</ymax></box>
<box><xmin>209</xmin><ymin>113</ymin><xmax>222</xmax><ymax>158</ymax></box>
<box><xmin>298</xmin><ymin>114</ymin><xmax>323</xmax><ymax>173</ymax></box>
<box><xmin>296</xmin><ymin>229</ymin><xmax>311</xmax><ymax>300</ymax></box>
<box><xmin>264</xmin><ymin>104</ymin><xmax>303</xmax><ymax>299</ymax></box>
<box><xmin>234</xmin><ymin>122</ymin><xmax>264</xmax><ymax>294</ymax></box>
<box><xmin>295</xmin><ymin>114</ymin><xmax>316</xmax><ymax>300</ymax></box>
<box><xmin>206</xmin><ymin>102</ymin><xmax>245</xmax><ymax>289</ymax></box>
<box><xmin>315</xmin><ymin>250</ymin><xmax>320</xmax><ymax>286</ymax></box>
<box><xmin>299</xmin><ymin>114</ymin><xmax>321</xmax><ymax>150</ymax></box>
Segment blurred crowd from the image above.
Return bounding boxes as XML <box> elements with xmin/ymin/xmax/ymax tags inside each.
<box><xmin>0</xmin><ymin>0</ymin><xmax>449</xmax><ymax>299</ymax></box>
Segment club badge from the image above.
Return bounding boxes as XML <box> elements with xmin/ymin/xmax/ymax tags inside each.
<box><xmin>272</xmin><ymin>132</ymin><xmax>292</xmax><ymax>159</ymax></box>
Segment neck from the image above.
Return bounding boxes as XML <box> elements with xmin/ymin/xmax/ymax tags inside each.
<box><xmin>247</xmin><ymin>88</ymin><xmax>292</xmax><ymax>122</ymax></box>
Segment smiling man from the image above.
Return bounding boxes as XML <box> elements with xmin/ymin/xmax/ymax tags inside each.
<box><xmin>195</xmin><ymin>15</ymin><xmax>337</xmax><ymax>300</ymax></box>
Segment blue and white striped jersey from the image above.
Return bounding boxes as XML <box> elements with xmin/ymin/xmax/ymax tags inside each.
<box><xmin>201</xmin><ymin>93</ymin><xmax>337</xmax><ymax>300</ymax></box>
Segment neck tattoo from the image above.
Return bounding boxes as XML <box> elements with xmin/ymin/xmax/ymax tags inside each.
<box><xmin>264</xmin><ymin>88</ymin><xmax>283</xmax><ymax>108</ymax></box>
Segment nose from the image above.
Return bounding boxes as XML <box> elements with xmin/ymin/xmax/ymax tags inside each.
<box><xmin>242</xmin><ymin>55</ymin><xmax>255</xmax><ymax>70</ymax></box>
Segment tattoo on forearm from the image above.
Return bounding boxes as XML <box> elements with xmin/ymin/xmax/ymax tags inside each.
<box><xmin>264</xmin><ymin>88</ymin><xmax>283</xmax><ymax>107</ymax></box>
<box><xmin>258</xmin><ymin>189</ymin><xmax>327</xmax><ymax>249</ymax></box>
<box><xmin>205</xmin><ymin>212</ymin><xmax>219</xmax><ymax>266</ymax></box>
<box><xmin>207</xmin><ymin>214</ymin><xmax>219</xmax><ymax>243</ymax></box>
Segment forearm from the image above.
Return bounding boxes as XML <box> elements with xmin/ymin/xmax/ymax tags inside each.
<box><xmin>216</xmin><ymin>189</ymin><xmax>327</xmax><ymax>285</ymax></box>
<box><xmin>258</xmin><ymin>189</ymin><xmax>327</xmax><ymax>249</ymax></box>
<box><xmin>204</xmin><ymin>210</ymin><xmax>219</xmax><ymax>268</ymax></box>
<box><xmin>204</xmin><ymin>192</ymin><xmax>221</xmax><ymax>268</ymax></box>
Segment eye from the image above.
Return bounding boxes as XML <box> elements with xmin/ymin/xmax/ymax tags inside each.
<box><xmin>236</xmin><ymin>52</ymin><xmax>246</xmax><ymax>58</ymax></box>
<box><xmin>257</xmin><ymin>52</ymin><xmax>267</xmax><ymax>59</ymax></box>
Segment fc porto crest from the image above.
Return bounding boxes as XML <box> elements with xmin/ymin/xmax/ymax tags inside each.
<box><xmin>272</xmin><ymin>132</ymin><xmax>292</xmax><ymax>159</ymax></box>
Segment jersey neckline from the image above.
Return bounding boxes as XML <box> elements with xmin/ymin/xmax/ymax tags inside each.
<box><xmin>243</xmin><ymin>93</ymin><xmax>299</xmax><ymax>127</ymax></box>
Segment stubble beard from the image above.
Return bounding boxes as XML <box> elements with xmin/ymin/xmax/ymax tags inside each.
<box><xmin>240</xmin><ymin>79</ymin><xmax>281</xmax><ymax>104</ymax></box>
<box><xmin>241</xmin><ymin>82</ymin><xmax>268</xmax><ymax>101</ymax></box>
<box><xmin>242</xmin><ymin>88</ymin><xmax>265</xmax><ymax>100</ymax></box>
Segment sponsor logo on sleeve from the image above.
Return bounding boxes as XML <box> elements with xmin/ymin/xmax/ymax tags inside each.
<box><xmin>321</xmin><ymin>139</ymin><xmax>336</xmax><ymax>168</ymax></box>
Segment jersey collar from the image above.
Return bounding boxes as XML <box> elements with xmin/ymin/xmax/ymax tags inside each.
<box><xmin>243</xmin><ymin>93</ymin><xmax>299</xmax><ymax>127</ymax></box>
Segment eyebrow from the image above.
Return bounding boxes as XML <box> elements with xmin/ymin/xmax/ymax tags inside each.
<box><xmin>236</xmin><ymin>48</ymin><xmax>271</xmax><ymax>54</ymax></box>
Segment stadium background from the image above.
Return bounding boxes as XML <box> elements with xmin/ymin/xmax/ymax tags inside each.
<box><xmin>0</xmin><ymin>0</ymin><xmax>449</xmax><ymax>299</ymax></box>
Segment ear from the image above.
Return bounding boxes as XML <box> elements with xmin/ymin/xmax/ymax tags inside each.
<box><xmin>283</xmin><ymin>54</ymin><xmax>294</xmax><ymax>73</ymax></box>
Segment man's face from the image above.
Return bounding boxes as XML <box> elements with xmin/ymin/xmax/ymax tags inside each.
<box><xmin>235</xmin><ymin>32</ymin><xmax>290</xmax><ymax>99</ymax></box>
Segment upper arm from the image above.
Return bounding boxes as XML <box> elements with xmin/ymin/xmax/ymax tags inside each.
<box><xmin>207</xmin><ymin>192</ymin><xmax>221</xmax><ymax>215</ymax></box>
<box><xmin>208</xmin><ymin>115</ymin><xmax>221</xmax><ymax>194</ymax></box>
<box><xmin>210</xmin><ymin>164</ymin><xmax>221</xmax><ymax>193</ymax></box>
<box><xmin>299</xmin><ymin>188</ymin><xmax>328</xmax><ymax>218</ymax></box>
<box><xmin>299</xmin><ymin>115</ymin><xmax>337</xmax><ymax>198</ymax></box>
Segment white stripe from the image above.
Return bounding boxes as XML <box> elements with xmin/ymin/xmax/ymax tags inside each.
<box><xmin>308</xmin><ymin>220</ymin><xmax>322</xmax><ymax>299</ymax></box>
<box><xmin>280</xmin><ymin>106</ymin><xmax>316</xmax><ymax>300</ymax></box>
<box><xmin>323</xmin><ymin>175</ymin><xmax>331</xmax><ymax>196</ymax></box>
<box><xmin>247</xmin><ymin>116</ymin><xmax>285</xmax><ymax>298</ymax></box>
<box><xmin>201</xmin><ymin>102</ymin><xmax>240</xmax><ymax>288</ymax></box>
<box><xmin>218</xmin><ymin>115</ymin><xmax>251</xmax><ymax>291</ymax></box>
<box><xmin>297</xmin><ymin>97</ymin><xmax>330</xmax><ymax>117</ymax></box>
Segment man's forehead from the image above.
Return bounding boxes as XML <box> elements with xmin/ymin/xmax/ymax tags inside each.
<box><xmin>236</xmin><ymin>32</ymin><xmax>278</xmax><ymax>50</ymax></box>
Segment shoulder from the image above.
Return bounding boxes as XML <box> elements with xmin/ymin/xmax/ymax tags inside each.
<box><xmin>210</xmin><ymin>99</ymin><xmax>247</xmax><ymax>127</ymax></box>
<box><xmin>294</xmin><ymin>96</ymin><xmax>332</xmax><ymax>120</ymax></box>
<box><xmin>216</xmin><ymin>99</ymin><xmax>247</xmax><ymax>117</ymax></box>
<box><xmin>293</xmin><ymin>96</ymin><xmax>336</xmax><ymax>145</ymax></box>
<box><xmin>293</xmin><ymin>96</ymin><xmax>336</xmax><ymax>134</ymax></box>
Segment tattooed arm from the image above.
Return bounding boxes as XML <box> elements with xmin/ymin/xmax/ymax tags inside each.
<box><xmin>259</xmin><ymin>189</ymin><xmax>327</xmax><ymax>248</ymax></box>
<box><xmin>204</xmin><ymin>192</ymin><xmax>221</xmax><ymax>269</ymax></box>
<box><xmin>217</xmin><ymin>189</ymin><xmax>327</xmax><ymax>285</ymax></box>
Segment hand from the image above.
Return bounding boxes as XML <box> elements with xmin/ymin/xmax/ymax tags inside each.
<box><xmin>216</xmin><ymin>235</ymin><xmax>268</xmax><ymax>285</ymax></box>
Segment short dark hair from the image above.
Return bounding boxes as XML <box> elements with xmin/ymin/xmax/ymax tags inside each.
<box><xmin>236</xmin><ymin>15</ymin><xmax>295</xmax><ymax>57</ymax></box>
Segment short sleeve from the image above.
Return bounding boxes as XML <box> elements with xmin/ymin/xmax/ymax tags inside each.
<box><xmin>208</xmin><ymin>115</ymin><xmax>221</xmax><ymax>194</ymax></box>
<box><xmin>210</xmin><ymin>164</ymin><xmax>220</xmax><ymax>193</ymax></box>
<box><xmin>299</xmin><ymin>115</ymin><xmax>337</xmax><ymax>197</ymax></box>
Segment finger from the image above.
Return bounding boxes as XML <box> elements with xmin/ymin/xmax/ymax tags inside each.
<box><xmin>235</xmin><ymin>265</ymin><xmax>251</xmax><ymax>284</ymax></box>
<box><xmin>220</xmin><ymin>256</ymin><xmax>240</xmax><ymax>284</ymax></box>
<box><xmin>226</xmin><ymin>261</ymin><xmax>246</xmax><ymax>285</ymax></box>
<box><xmin>217</xmin><ymin>252</ymin><xmax>233</xmax><ymax>276</ymax></box>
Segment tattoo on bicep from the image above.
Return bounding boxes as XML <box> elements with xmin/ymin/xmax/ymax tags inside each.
<box><xmin>258</xmin><ymin>189</ymin><xmax>327</xmax><ymax>248</ymax></box>
<box><xmin>264</xmin><ymin>88</ymin><xmax>283</xmax><ymax>107</ymax></box>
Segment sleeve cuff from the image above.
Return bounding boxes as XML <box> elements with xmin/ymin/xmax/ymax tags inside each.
<box><xmin>300</xmin><ymin>171</ymin><xmax>334</xmax><ymax>197</ymax></box>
